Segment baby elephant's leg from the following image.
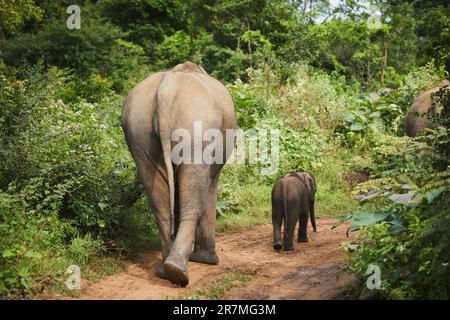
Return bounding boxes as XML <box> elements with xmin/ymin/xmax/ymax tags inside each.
<box><xmin>298</xmin><ymin>208</ymin><xmax>309</xmax><ymax>242</ymax></box>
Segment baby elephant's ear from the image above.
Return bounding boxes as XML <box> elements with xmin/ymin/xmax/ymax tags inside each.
<box><xmin>305</xmin><ymin>173</ymin><xmax>316</xmax><ymax>194</ymax></box>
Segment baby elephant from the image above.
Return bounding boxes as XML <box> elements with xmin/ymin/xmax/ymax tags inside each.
<box><xmin>272</xmin><ymin>172</ymin><xmax>317</xmax><ymax>251</ymax></box>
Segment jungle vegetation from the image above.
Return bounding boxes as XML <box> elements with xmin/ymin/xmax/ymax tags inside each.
<box><xmin>0</xmin><ymin>0</ymin><xmax>449</xmax><ymax>299</ymax></box>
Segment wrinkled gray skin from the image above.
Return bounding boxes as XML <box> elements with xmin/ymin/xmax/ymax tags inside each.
<box><xmin>405</xmin><ymin>80</ymin><xmax>449</xmax><ymax>137</ymax></box>
<box><xmin>272</xmin><ymin>172</ymin><xmax>317</xmax><ymax>251</ymax></box>
<box><xmin>121</xmin><ymin>62</ymin><xmax>237</xmax><ymax>286</ymax></box>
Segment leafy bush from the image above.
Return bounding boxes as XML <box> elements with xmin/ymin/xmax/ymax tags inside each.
<box><xmin>341</xmin><ymin>99</ymin><xmax>402</xmax><ymax>138</ymax></box>
<box><xmin>0</xmin><ymin>62</ymin><xmax>138</xmax><ymax>297</ymax></box>
<box><xmin>69</xmin><ymin>234</ymin><xmax>105</xmax><ymax>267</ymax></box>
<box><xmin>337</xmin><ymin>107</ymin><xmax>449</xmax><ymax>299</ymax></box>
<box><xmin>341</xmin><ymin>180</ymin><xmax>449</xmax><ymax>299</ymax></box>
<box><xmin>337</xmin><ymin>63</ymin><xmax>447</xmax><ymax>145</ymax></box>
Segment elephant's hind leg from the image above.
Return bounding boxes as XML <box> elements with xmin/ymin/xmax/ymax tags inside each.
<box><xmin>272</xmin><ymin>200</ymin><xmax>283</xmax><ymax>250</ymax></box>
<box><xmin>189</xmin><ymin>204</ymin><xmax>219</xmax><ymax>265</ymax></box>
<box><xmin>134</xmin><ymin>158</ymin><xmax>172</xmax><ymax>279</ymax></box>
<box><xmin>298</xmin><ymin>207</ymin><xmax>309</xmax><ymax>242</ymax></box>
<box><xmin>189</xmin><ymin>174</ymin><xmax>219</xmax><ymax>265</ymax></box>
<box><xmin>164</xmin><ymin>164</ymin><xmax>207</xmax><ymax>286</ymax></box>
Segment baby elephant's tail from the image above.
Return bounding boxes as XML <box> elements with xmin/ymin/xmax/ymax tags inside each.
<box><xmin>310</xmin><ymin>202</ymin><xmax>317</xmax><ymax>232</ymax></box>
<box><xmin>305</xmin><ymin>173</ymin><xmax>317</xmax><ymax>232</ymax></box>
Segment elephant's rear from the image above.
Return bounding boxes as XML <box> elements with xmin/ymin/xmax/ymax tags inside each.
<box><xmin>121</xmin><ymin>62</ymin><xmax>237</xmax><ymax>287</ymax></box>
<box><xmin>121</xmin><ymin>72</ymin><xmax>165</xmax><ymax>162</ymax></box>
<box><xmin>405</xmin><ymin>80</ymin><xmax>449</xmax><ymax>137</ymax></box>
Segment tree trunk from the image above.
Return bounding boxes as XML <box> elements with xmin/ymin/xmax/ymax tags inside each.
<box><xmin>380</xmin><ymin>34</ymin><xmax>388</xmax><ymax>87</ymax></box>
<box><xmin>247</xmin><ymin>20</ymin><xmax>252</xmax><ymax>68</ymax></box>
<box><xmin>236</xmin><ymin>22</ymin><xmax>245</xmax><ymax>79</ymax></box>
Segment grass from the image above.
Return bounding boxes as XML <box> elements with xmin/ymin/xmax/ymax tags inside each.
<box><xmin>32</xmin><ymin>252</ymin><xmax>126</xmax><ymax>299</ymax></box>
<box><xmin>119</xmin><ymin>196</ymin><xmax>161</xmax><ymax>252</ymax></box>
<box><xmin>312</xmin><ymin>148</ymin><xmax>359</xmax><ymax>217</ymax></box>
<box><xmin>217</xmin><ymin>181</ymin><xmax>272</xmax><ymax>233</ymax></box>
<box><xmin>182</xmin><ymin>271</ymin><xmax>256</xmax><ymax>300</ymax></box>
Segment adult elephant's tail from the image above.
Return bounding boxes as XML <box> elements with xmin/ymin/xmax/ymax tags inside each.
<box><xmin>157</xmin><ymin>82</ymin><xmax>176</xmax><ymax>242</ymax></box>
<box><xmin>160</xmin><ymin>124</ymin><xmax>175</xmax><ymax>241</ymax></box>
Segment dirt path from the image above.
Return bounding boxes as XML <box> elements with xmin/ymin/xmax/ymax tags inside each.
<box><xmin>63</xmin><ymin>217</ymin><xmax>354</xmax><ymax>300</ymax></box>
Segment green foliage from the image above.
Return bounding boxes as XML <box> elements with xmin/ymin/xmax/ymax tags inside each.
<box><xmin>0</xmin><ymin>0</ymin><xmax>448</xmax><ymax>299</ymax></box>
<box><xmin>338</xmin><ymin>63</ymin><xmax>447</xmax><ymax>145</ymax></box>
<box><xmin>341</xmin><ymin>99</ymin><xmax>402</xmax><ymax>141</ymax></box>
<box><xmin>338</xmin><ymin>80</ymin><xmax>450</xmax><ymax>298</ymax></box>
<box><xmin>0</xmin><ymin>7</ymin><xmax>146</xmax><ymax>93</ymax></box>
<box><xmin>342</xmin><ymin>183</ymin><xmax>449</xmax><ymax>299</ymax></box>
<box><xmin>69</xmin><ymin>234</ymin><xmax>105</xmax><ymax>267</ymax></box>
<box><xmin>0</xmin><ymin>0</ymin><xmax>43</xmax><ymax>36</ymax></box>
<box><xmin>0</xmin><ymin>62</ymin><xmax>137</xmax><ymax>297</ymax></box>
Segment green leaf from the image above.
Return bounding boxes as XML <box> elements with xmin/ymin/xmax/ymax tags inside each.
<box><xmin>426</xmin><ymin>187</ymin><xmax>446</xmax><ymax>204</ymax></box>
<box><xmin>386</xmin><ymin>215</ymin><xmax>406</xmax><ymax>234</ymax></box>
<box><xmin>343</xmin><ymin>113</ymin><xmax>355</xmax><ymax>122</ymax></box>
<box><xmin>351</xmin><ymin>211</ymin><xmax>389</xmax><ymax>227</ymax></box>
<box><xmin>17</xmin><ymin>263</ymin><xmax>31</xmax><ymax>278</ymax></box>
<box><xmin>2</xmin><ymin>250</ymin><xmax>15</xmax><ymax>258</ymax></box>
<box><xmin>346</xmin><ymin>211</ymin><xmax>390</xmax><ymax>235</ymax></box>
<box><xmin>352</xmin><ymin>110</ymin><xmax>368</xmax><ymax>124</ymax></box>
<box><xmin>332</xmin><ymin>213</ymin><xmax>352</xmax><ymax>229</ymax></box>
<box><xmin>368</xmin><ymin>111</ymin><xmax>381</xmax><ymax>118</ymax></box>
<box><xmin>98</xmin><ymin>219</ymin><xmax>105</xmax><ymax>228</ymax></box>
<box><xmin>350</xmin><ymin>122</ymin><xmax>365</xmax><ymax>131</ymax></box>
<box><xmin>24</xmin><ymin>251</ymin><xmax>43</xmax><ymax>260</ymax></box>
<box><xmin>98</xmin><ymin>202</ymin><xmax>108</xmax><ymax>210</ymax></box>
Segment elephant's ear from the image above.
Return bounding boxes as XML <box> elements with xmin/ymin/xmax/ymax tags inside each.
<box><xmin>198</xmin><ymin>65</ymin><xmax>208</xmax><ymax>74</ymax></box>
<box><xmin>305</xmin><ymin>173</ymin><xmax>317</xmax><ymax>195</ymax></box>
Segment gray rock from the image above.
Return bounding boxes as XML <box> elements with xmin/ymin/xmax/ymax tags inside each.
<box><xmin>378</xmin><ymin>87</ymin><xmax>393</xmax><ymax>95</ymax></box>
<box><xmin>370</xmin><ymin>92</ymin><xmax>380</xmax><ymax>103</ymax></box>
<box><xmin>389</xmin><ymin>193</ymin><xmax>419</xmax><ymax>207</ymax></box>
<box><xmin>367</xmin><ymin>189</ymin><xmax>379</xmax><ymax>196</ymax></box>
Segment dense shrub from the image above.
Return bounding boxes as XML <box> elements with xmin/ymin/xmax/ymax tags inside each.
<box><xmin>336</xmin><ymin>66</ymin><xmax>450</xmax><ymax>299</ymax></box>
<box><xmin>337</xmin><ymin>64</ymin><xmax>447</xmax><ymax>146</ymax></box>
<box><xmin>0</xmin><ymin>63</ymin><xmax>137</xmax><ymax>296</ymax></box>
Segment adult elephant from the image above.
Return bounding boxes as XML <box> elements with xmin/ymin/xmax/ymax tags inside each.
<box><xmin>121</xmin><ymin>62</ymin><xmax>237</xmax><ymax>286</ymax></box>
<box><xmin>405</xmin><ymin>80</ymin><xmax>449</xmax><ymax>137</ymax></box>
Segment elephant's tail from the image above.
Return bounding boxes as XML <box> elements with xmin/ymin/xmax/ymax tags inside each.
<box><xmin>160</xmin><ymin>126</ymin><xmax>175</xmax><ymax>241</ymax></box>
<box><xmin>157</xmin><ymin>82</ymin><xmax>176</xmax><ymax>242</ymax></box>
<box><xmin>310</xmin><ymin>201</ymin><xmax>317</xmax><ymax>232</ymax></box>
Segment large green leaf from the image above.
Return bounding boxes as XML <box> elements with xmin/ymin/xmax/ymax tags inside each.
<box><xmin>350</xmin><ymin>122</ymin><xmax>365</xmax><ymax>131</ymax></box>
<box><xmin>426</xmin><ymin>187</ymin><xmax>446</xmax><ymax>204</ymax></box>
<box><xmin>351</xmin><ymin>110</ymin><xmax>368</xmax><ymax>124</ymax></box>
<box><xmin>346</xmin><ymin>211</ymin><xmax>390</xmax><ymax>236</ymax></box>
<box><xmin>351</xmin><ymin>211</ymin><xmax>390</xmax><ymax>227</ymax></box>
<box><xmin>386</xmin><ymin>215</ymin><xmax>406</xmax><ymax>234</ymax></box>
<box><xmin>332</xmin><ymin>213</ymin><xmax>352</xmax><ymax>229</ymax></box>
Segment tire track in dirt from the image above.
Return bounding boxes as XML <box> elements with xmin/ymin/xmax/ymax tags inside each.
<box><xmin>57</xmin><ymin>217</ymin><xmax>354</xmax><ymax>300</ymax></box>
